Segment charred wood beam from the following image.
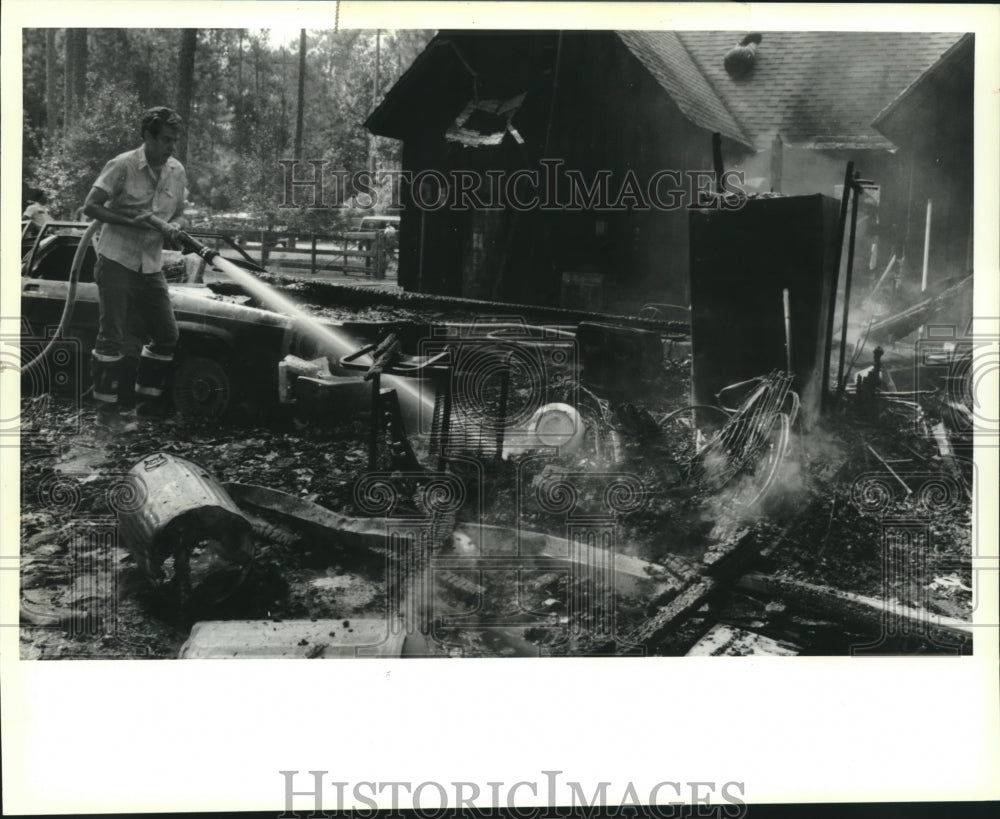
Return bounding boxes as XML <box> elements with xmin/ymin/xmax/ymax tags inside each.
<box><xmin>220</xmin><ymin>274</ymin><xmax>689</xmax><ymax>335</ymax></box>
<box><xmin>735</xmin><ymin>572</ymin><xmax>973</xmax><ymax>646</ymax></box>
<box><xmin>626</xmin><ymin>527</ymin><xmax>767</xmax><ymax>649</ymax></box>
<box><xmin>627</xmin><ymin>576</ymin><xmax>725</xmax><ymax>650</ymax></box>
<box><xmin>365</xmin><ymin>333</ymin><xmax>401</xmax><ymax>379</ymax></box>
<box><xmin>867</xmin><ymin>274</ymin><xmax>973</xmax><ymax>343</ymax></box>
<box><xmin>627</xmin><ymin>442</ymin><xmax>851</xmax><ymax>651</ymax></box>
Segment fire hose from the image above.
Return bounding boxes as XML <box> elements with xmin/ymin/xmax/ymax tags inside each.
<box><xmin>21</xmin><ymin>219</ymin><xmax>101</xmax><ymax>376</ymax></box>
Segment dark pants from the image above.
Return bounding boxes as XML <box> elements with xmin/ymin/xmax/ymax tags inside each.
<box><xmin>92</xmin><ymin>255</ymin><xmax>178</xmax><ymax>408</ymax></box>
<box><xmin>94</xmin><ymin>255</ymin><xmax>178</xmax><ymax>358</ymax></box>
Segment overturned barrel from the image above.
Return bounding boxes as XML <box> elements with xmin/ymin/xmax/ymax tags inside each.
<box><xmin>118</xmin><ymin>453</ymin><xmax>254</xmax><ymax>605</ymax></box>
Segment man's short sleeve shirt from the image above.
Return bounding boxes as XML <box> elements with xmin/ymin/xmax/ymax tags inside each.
<box><xmin>92</xmin><ymin>146</ymin><xmax>186</xmax><ymax>274</ymax></box>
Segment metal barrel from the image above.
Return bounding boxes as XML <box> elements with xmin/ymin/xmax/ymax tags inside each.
<box><xmin>118</xmin><ymin>452</ymin><xmax>254</xmax><ymax>604</ymax></box>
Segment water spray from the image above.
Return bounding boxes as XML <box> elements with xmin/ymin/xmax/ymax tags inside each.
<box><xmin>142</xmin><ymin>215</ymin><xmax>434</xmax><ymax>411</ymax></box>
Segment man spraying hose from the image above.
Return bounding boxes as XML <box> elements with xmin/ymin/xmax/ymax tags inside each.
<box><xmin>83</xmin><ymin>106</ymin><xmax>188</xmax><ymax>427</ymax></box>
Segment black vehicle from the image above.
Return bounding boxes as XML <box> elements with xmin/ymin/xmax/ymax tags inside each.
<box><xmin>21</xmin><ymin>222</ymin><xmax>299</xmax><ymax>419</ymax></box>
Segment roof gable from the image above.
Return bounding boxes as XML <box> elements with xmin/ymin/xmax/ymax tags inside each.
<box><xmin>369</xmin><ymin>30</ymin><xmax>966</xmax><ymax>153</ymax></box>
<box><xmin>873</xmin><ymin>33</ymin><xmax>974</xmax><ymax>149</ymax></box>
<box><xmin>616</xmin><ymin>31</ymin><xmax>753</xmax><ymax>149</ymax></box>
<box><xmin>671</xmin><ymin>30</ymin><xmax>965</xmax><ymax>150</ymax></box>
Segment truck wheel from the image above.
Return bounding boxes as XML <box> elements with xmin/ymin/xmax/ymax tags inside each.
<box><xmin>173</xmin><ymin>355</ymin><xmax>231</xmax><ymax>419</ymax></box>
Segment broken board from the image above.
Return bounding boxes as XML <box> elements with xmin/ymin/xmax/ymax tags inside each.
<box><xmin>685</xmin><ymin>623</ymin><xmax>800</xmax><ymax>656</ymax></box>
<box><xmin>179</xmin><ymin>618</ymin><xmax>418</xmax><ymax>659</ymax></box>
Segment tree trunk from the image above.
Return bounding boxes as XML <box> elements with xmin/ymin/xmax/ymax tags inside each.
<box><xmin>63</xmin><ymin>29</ymin><xmax>87</xmax><ymax>127</ymax></box>
<box><xmin>176</xmin><ymin>29</ymin><xmax>197</xmax><ymax>164</ymax></box>
<box><xmin>253</xmin><ymin>37</ymin><xmax>260</xmax><ymax>99</ymax></box>
<box><xmin>279</xmin><ymin>47</ymin><xmax>288</xmax><ymax>143</ymax></box>
<box><xmin>63</xmin><ymin>30</ymin><xmax>73</xmax><ymax>126</ymax></box>
<box><xmin>294</xmin><ymin>29</ymin><xmax>306</xmax><ymax>160</ymax></box>
<box><xmin>73</xmin><ymin>30</ymin><xmax>87</xmax><ymax>119</ymax></box>
<box><xmin>75</xmin><ymin>30</ymin><xmax>87</xmax><ymax>116</ymax></box>
<box><xmin>237</xmin><ymin>29</ymin><xmax>244</xmax><ymax>93</ymax></box>
<box><xmin>45</xmin><ymin>29</ymin><xmax>59</xmax><ymax>136</ymax></box>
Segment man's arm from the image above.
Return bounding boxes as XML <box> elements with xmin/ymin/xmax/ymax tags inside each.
<box><xmin>83</xmin><ymin>186</ymin><xmax>155</xmax><ymax>229</ymax></box>
<box><xmin>169</xmin><ymin>202</ymin><xmax>188</xmax><ymax>232</ymax></box>
<box><xmin>169</xmin><ymin>176</ymin><xmax>189</xmax><ymax>232</ymax></box>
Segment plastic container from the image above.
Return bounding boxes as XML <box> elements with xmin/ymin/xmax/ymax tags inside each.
<box><xmin>528</xmin><ymin>402</ymin><xmax>586</xmax><ymax>452</ymax></box>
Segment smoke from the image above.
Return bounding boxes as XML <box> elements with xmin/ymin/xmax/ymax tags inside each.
<box><xmin>699</xmin><ymin>420</ymin><xmax>847</xmax><ymax>537</ymax></box>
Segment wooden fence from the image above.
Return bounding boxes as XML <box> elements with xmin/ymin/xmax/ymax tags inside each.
<box><xmin>197</xmin><ymin>226</ymin><xmax>397</xmax><ymax>279</ymax></box>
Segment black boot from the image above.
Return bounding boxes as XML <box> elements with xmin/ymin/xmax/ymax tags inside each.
<box><xmin>92</xmin><ymin>351</ymin><xmax>133</xmax><ymax>431</ymax></box>
<box><xmin>118</xmin><ymin>356</ymin><xmax>140</xmax><ymax>410</ymax></box>
<box><xmin>135</xmin><ymin>345</ymin><xmax>174</xmax><ymax>419</ymax></box>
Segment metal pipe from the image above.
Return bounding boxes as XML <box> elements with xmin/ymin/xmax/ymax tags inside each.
<box><xmin>916</xmin><ymin>199</ymin><xmax>933</xmax><ymax>339</ymax></box>
<box><xmin>782</xmin><ymin>288</ymin><xmax>792</xmax><ymax>375</ymax></box>
<box><xmin>823</xmin><ymin>161</ymin><xmax>854</xmax><ymax>408</ymax></box>
<box><xmin>866</xmin><ymin>444</ymin><xmax>912</xmax><ymax>496</ymax></box>
<box><xmin>496</xmin><ymin>354</ymin><xmax>511</xmax><ymax>461</ymax></box>
<box><xmin>921</xmin><ymin>199</ymin><xmax>932</xmax><ymax>293</ymax></box>
<box><xmin>836</xmin><ymin>173</ymin><xmax>862</xmax><ymax>401</ymax></box>
<box><xmin>417</xmin><ymin>209</ymin><xmax>425</xmax><ymax>293</ymax></box>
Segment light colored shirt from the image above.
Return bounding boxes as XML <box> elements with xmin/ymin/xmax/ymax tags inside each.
<box><xmin>92</xmin><ymin>146</ymin><xmax>186</xmax><ymax>274</ymax></box>
<box><xmin>22</xmin><ymin>202</ymin><xmax>50</xmax><ymax>230</ymax></box>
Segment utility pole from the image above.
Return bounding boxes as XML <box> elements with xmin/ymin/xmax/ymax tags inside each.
<box><xmin>294</xmin><ymin>29</ymin><xmax>307</xmax><ymax>160</ymax></box>
<box><xmin>370</xmin><ymin>29</ymin><xmax>381</xmax><ymax>175</ymax></box>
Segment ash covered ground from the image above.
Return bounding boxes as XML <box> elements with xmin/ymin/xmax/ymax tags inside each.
<box><xmin>18</xmin><ymin>334</ymin><xmax>973</xmax><ymax>659</ymax></box>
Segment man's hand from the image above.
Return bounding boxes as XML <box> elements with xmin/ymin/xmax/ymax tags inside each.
<box><xmin>163</xmin><ymin>222</ymin><xmax>185</xmax><ymax>243</ymax></box>
<box><xmin>84</xmin><ymin>188</ymin><xmax>160</xmax><ymax>230</ymax></box>
<box><xmin>128</xmin><ymin>210</ymin><xmax>157</xmax><ymax>230</ymax></box>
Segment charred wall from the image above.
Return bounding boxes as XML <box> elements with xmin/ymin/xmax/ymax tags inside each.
<box><xmin>394</xmin><ymin>32</ymin><xmax>731</xmax><ymax>312</ymax></box>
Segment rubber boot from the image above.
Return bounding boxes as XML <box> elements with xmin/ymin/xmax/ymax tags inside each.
<box><xmin>92</xmin><ymin>351</ymin><xmax>127</xmax><ymax>431</ymax></box>
<box><xmin>135</xmin><ymin>345</ymin><xmax>174</xmax><ymax>419</ymax></box>
<box><xmin>118</xmin><ymin>356</ymin><xmax>140</xmax><ymax>410</ymax></box>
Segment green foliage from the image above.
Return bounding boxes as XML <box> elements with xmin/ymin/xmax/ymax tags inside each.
<box><xmin>23</xmin><ymin>27</ymin><xmax>436</xmax><ymax>220</ymax></box>
<box><xmin>28</xmin><ymin>84</ymin><xmax>144</xmax><ymax>218</ymax></box>
<box><xmin>21</xmin><ymin>29</ymin><xmax>49</xmax><ymax>132</ymax></box>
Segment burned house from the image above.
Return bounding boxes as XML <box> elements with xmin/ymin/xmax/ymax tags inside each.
<box><xmin>872</xmin><ymin>33</ymin><xmax>974</xmax><ymax>301</ymax></box>
<box><xmin>366</xmin><ymin>30</ymin><xmax>966</xmax><ymax>314</ymax></box>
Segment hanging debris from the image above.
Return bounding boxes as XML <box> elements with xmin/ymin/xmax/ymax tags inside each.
<box><xmin>723</xmin><ymin>33</ymin><xmax>763</xmax><ymax>79</ymax></box>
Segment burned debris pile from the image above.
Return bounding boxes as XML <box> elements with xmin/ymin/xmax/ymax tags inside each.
<box><xmin>19</xmin><ymin>164</ymin><xmax>975</xmax><ymax>659</ymax></box>
<box><xmin>19</xmin><ymin>296</ymin><xmax>973</xmax><ymax>658</ymax></box>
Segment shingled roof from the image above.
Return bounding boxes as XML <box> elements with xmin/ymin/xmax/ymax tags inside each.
<box><xmin>616</xmin><ymin>31</ymin><xmax>753</xmax><ymax>149</ymax></box>
<box><xmin>369</xmin><ymin>31</ymin><xmax>966</xmax><ymax>153</ymax></box>
<box><xmin>660</xmin><ymin>30</ymin><xmax>965</xmax><ymax>151</ymax></box>
<box><xmin>873</xmin><ymin>33</ymin><xmax>974</xmax><ymax>149</ymax></box>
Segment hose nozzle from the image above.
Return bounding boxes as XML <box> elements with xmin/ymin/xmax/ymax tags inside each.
<box><xmin>142</xmin><ymin>213</ymin><xmax>218</xmax><ymax>262</ymax></box>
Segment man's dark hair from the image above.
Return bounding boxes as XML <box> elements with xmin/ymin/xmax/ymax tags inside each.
<box><xmin>140</xmin><ymin>107</ymin><xmax>183</xmax><ymax>138</ymax></box>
